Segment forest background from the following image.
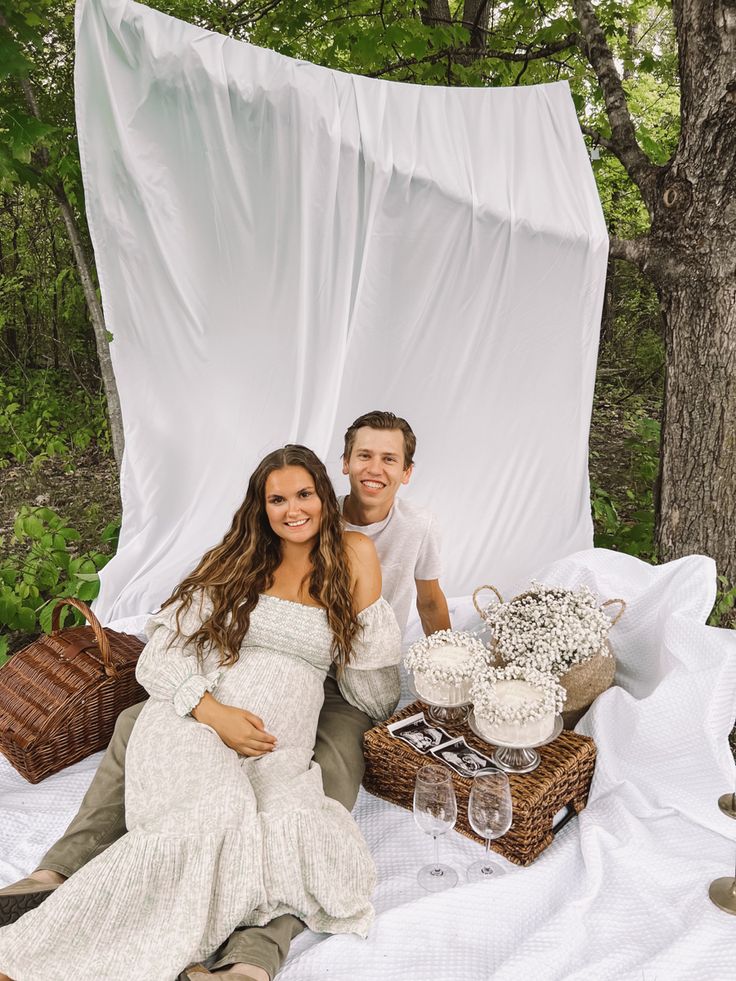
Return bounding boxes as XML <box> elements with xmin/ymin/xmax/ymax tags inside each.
<box><xmin>0</xmin><ymin>0</ymin><xmax>735</xmax><ymax>666</ymax></box>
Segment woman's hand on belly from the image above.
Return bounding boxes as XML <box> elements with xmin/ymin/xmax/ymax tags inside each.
<box><xmin>192</xmin><ymin>691</ymin><xmax>278</xmax><ymax>756</ymax></box>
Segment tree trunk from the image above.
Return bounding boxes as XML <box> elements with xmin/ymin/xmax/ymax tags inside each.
<box><xmin>45</xmin><ymin>207</ymin><xmax>61</xmax><ymax>371</ymax></box>
<box><xmin>599</xmin><ymin>259</ymin><xmax>616</xmax><ymax>347</ymax></box>
<box><xmin>650</xmin><ymin>0</ymin><xmax>736</xmax><ymax>582</ymax></box>
<box><xmin>656</xmin><ymin>277</ymin><xmax>736</xmax><ymax>582</ymax></box>
<box><xmin>0</xmin><ymin>221</ymin><xmax>19</xmax><ymax>360</ymax></box>
<box><xmin>52</xmin><ymin>182</ymin><xmax>124</xmax><ymax>468</ymax></box>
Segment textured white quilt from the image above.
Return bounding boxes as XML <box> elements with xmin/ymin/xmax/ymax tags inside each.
<box><xmin>1</xmin><ymin>549</ymin><xmax>735</xmax><ymax>980</ymax></box>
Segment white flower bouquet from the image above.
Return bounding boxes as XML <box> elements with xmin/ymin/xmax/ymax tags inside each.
<box><xmin>479</xmin><ymin>582</ymin><xmax>617</xmax><ymax>675</ymax></box>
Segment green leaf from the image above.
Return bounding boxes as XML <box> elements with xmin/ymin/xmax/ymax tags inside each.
<box><xmin>75</xmin><ymin>580</ymin><xmax>100</xmax><ymax>602</ymax></box>
<box><xmin>0</xmin><ymin>593</ymin><xmax>19</xmax><ymax>627</ymax></box>
<box><xmin>22</xmin><ymin>514</ymin><xmax>45</xmax><ymax>538</ymax></box>
<box><xmin>38</xmin><ymin>600</ymin><xmax>55</xmax><ymax>634</ymax></box>
<box><xmin>17</xmin><ymin>605</ymin><xmax>37</xmax><ymax>632</ymax></box>
<box><xmin>0</xmin><ymin>36</ymin><xmax>32</xmax><ymax>80</ymax></box>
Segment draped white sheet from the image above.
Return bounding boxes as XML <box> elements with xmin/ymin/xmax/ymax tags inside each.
<box><xmin>75</xmin><ymin>0</ymin><xmax>608</xmax><ymax>623</ymax></box>
<box><xmin>2</xmin><ymin>551</ymin><xmax>735</xmax><ymax>980</ymax></box>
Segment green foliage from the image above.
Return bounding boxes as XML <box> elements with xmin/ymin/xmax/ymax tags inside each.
<box><xmin>0</xmin><ymin>368</ymin><xmax>109</xmax><ymax>465</ymax></box>
<box><xmin>0</xmin><ymin>505</ymin><xmax>119</xmax><ymax>665</ymax></box>
<box><xmin>709</xmin><ymin>576</ymin><xmax>736</xmax><ymax>629</ymax></box>
<box><xmin>591</xmin><ymin>411</ymin><xmax>660</xmax><ymax>562</ymax></box>
<box><xmin>0</xmin><ymin>1</ymin><xmax>77</xmax><ymax>193</ymax></box>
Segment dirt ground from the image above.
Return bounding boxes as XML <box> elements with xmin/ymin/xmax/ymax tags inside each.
<box><xmin>0</xmin><ymin>447</ymin><xmax>120</xmax><ymax>562</ymax></box>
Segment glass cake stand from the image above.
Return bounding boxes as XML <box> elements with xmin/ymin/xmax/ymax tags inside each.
<box><xmin>409</xmin><ymin>676</ymin><xmax>470</xmax><ymax>725</ymax></box>
<box><xmin>468</xmin><ymin>712</ymin><xmax>564</xmax><ymax>773</ymax></box>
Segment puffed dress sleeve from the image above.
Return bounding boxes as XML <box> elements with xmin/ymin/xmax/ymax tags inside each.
<box><xmin>135</xmin><ymin>594</ymin><xmax>224</xmax><ymax>718</ymax></box>
<box><xmin>337</xmin><ymin>597</ymin><xmax>403</xmax><ymax>721</ymax></box>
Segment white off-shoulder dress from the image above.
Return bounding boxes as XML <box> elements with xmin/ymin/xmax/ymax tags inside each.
<box><xmin>0</xmin><ymin>595</ymin><xmax>402</xmax><ymax>981</ymax></box>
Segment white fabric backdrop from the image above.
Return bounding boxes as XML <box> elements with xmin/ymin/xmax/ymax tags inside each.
<box><xmin>75</xmin><ymin>0</ymin><xmax>608</xmax><ymax>624</ymax></box>
<box><xmin>3</xmin><ymin>551</ymin><xmax>735</xmax><ymax>979</ymax></box>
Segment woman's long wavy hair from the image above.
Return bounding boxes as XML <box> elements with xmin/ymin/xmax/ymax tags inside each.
<box><xmin>161</xmin><ymin>445</ymin><xmax>360</xmax><ymax>667</ymax></box>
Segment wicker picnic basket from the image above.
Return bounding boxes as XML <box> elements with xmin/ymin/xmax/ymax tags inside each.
<box><xmin>0</xmin><ymin>598</ymin><xmax>146</xmax><ymax>783</ymax></box>
<box><xmin>363</xmin><ymin>700</ymin><xmax>597</xmax><ymax>866</ymax></box>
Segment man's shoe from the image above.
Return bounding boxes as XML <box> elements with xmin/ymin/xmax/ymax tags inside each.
<box><xmin>182</xmin><ymin>967</ymin><xmax>263</xmax><ymax>981</ymax></box>
<box><xmin>0</xmin><ymin>876</ymin><xmax>59</xmax><ymax>926</ymax></box>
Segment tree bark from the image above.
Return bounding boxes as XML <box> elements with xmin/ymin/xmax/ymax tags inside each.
<box><xmin>656</xmin><ymin>280</ymin><xmax>736</xmax><ymax>578</ymax></box>
<box><xmin>52</xmin><ymin>182</ymin><xmax>124</xmax><ymax>468</ymax></box>
<box><xmin>462</xmin><ymin>1</ymin><xmax>491</xmax><ymax>50</ymax></box>
<box><xmin>574</xmin><ymin>0</ymin><xmax>736</xmax><ymax>584</ymax></box>
<box><xmin>650</xmin><ymin>0</ymin><xmax>736</xmax><ymax>580</ymax></box>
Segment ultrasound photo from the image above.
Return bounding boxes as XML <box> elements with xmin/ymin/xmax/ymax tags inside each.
<box><xmin>387</xmin><ymin>712</ymin><xmax>451</xmax><ymax>753</ymax></box>
<box><xmin>430</xmin><ymin>737</ymin><xmax>497</xmax><ymax>777</ymax></box>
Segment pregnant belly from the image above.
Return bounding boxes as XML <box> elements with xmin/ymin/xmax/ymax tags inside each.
<box><xmin>214</xmin><ymin>649</ymin><xmax>325</xmax><ymax>748</ymax></box>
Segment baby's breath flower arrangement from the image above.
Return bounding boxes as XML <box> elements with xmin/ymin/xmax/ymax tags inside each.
<box><xmin>483</xmin><ymin>582</ymin><xmax>612</xmax><ymax>675</ymax></box>
<box><xmin>404</xmin><ymin>629</ymin><xmax>490</xmax><ymax>687</ymax></box>
<box><xmin>471</xmin><ymin>664</ymin><xmax>566</xmax><ymax>726</ymax></box>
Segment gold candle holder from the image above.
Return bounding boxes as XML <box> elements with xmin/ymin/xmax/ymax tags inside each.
<box><xmin>709</xmin><ymin>874</ymin><xmax>736</xmax><ymax>915</ymax></box>
<box><xmin>718</xmin><ymin>792</ymin><xmax>736</xmax><ymax>819</ymax></box>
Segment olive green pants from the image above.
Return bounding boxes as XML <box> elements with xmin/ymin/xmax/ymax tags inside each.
<box><xmin>40</xmin><ymin>676</ymin><xmax>372</xmax><ymax>980</ymax></box>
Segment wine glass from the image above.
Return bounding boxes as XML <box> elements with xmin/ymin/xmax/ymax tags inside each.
<box><xmin>466</xmin><ymin>770</ymin><xmax>513</xmax><ymax>881</ymax></box>
<box><xmin>413</xmin><ymin>764</ymin><xmax>459</xmax><ymax>891</ymax></box>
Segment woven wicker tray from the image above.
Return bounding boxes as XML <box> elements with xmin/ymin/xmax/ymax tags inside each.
<box><xmin>363</xmin><ymin>699</ymin><xmax>596</xmax><ymax>867</ymax></box>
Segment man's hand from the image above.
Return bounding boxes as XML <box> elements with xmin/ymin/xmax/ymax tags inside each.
<box><xmin>192</xmin><ymin>692</ymin><xmax>277</xmax><ymax>756</ymax></box>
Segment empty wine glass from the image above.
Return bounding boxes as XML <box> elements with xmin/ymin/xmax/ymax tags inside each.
<box><xmin>466</xmin><ymin>770</ymin><xmax>513</xmax><ymax>881</ymax></box>
<box><xmin>413</xmin><ymin>764</ymin><xmax>459</xmax><ymax>891</ymax></box>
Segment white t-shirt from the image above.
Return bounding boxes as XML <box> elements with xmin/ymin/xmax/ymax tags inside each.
<box><xmin>340</xmin><ymin>496</ymin><xmax>442</xmax><ymax>635</ymax></box>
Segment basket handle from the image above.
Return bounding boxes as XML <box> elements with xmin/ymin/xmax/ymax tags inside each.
<box><xmin>51</xmin><ymin>597</ymin><xmax>118</xmax><ymax>678</ymax></box>
<box><xmin>600</xmin><ymin>597</ymin><xmax>626</xmax><ymax>626</ymax></box>
<box><xmin>472</xmin><ymin>585</ymin><xmax>504</xmax><ymax>622</ymax></box>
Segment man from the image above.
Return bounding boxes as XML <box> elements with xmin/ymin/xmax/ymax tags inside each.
<box><xmin>340</xmin><ymin>410</ymin><xmax>450</xmax><ymax>638</ymax></box>
<box><xmin>0</xmin><ymin>410</ymin><xmax>450</xmax><ymax>981</ymax></box>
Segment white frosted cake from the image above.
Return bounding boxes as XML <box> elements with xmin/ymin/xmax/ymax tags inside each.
<box><xmin>413</xmin><ymin>644</ymin><xmax>476</xmax><ymax>704</ymax></box>
<box><xmin>405</xmin><ymin>631</ymin><xmax>489</xmax><ymax>707</ymax></box>
<box><xmin>471</xmin><ymin>666</ymin><xmax>565</xmax><ymax>747</ymax></box>
<box><xmin>474</xmin><ymin>680</ymin><xmax>555</xmax><ymax>744</ymax></box>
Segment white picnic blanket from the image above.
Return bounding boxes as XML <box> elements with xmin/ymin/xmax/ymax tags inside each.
<box><xmin>1</xmin><ymin>548</ymin><xmax>735</xmax><ymax>979</ymax></box>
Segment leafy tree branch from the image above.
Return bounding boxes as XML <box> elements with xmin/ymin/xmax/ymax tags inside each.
<box><xmin>571</xmin><ymin>0</ymin><xmax>662</xmax><ymax>211</ymax></box>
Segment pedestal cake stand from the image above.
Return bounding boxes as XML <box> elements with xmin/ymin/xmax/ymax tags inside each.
<box><xmin>409</xmin><ymin>677</ymin><xmax>470</xmax><ymax>726</ymax></box>
<box><xmin>468</xmin><ymin>712</ymin><xmax>564</xmax><ymax>774</ymax></box>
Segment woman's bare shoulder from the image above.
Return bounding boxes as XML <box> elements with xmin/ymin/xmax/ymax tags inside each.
<box><xmin>343</xmin><ymin>531</ymin><xmax>381</xmax><ymax>605</ymax></box>
<box><xmin>343</xmin><ymin>530</ymin><xmax>378</xmax><ymax>558</ymax></box>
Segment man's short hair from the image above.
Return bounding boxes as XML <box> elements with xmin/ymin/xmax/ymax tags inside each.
<box><xmin>343</xmin><ymin>410</ymin><xmax>416</xmax><ymax>469</ymax></box>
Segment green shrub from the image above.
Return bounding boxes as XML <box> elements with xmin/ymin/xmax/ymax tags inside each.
<box><xmin>709</xmin><ymin>576</ymin><xmax>736</xmax><ymax>629</ymax></box>
<box><xmin>592</xmin><ymin>413</ymin><xmax>659</xmax><ymax>562</ymax></box>
<box><xmin>0</xmin><ymin>505</ymin><xmax>119</xmax><ymax>665</ymax></box>
<box><xmin>0</xmin><ymin>369</ymin><xmax>109</xmax><ymax>466</ymax></box>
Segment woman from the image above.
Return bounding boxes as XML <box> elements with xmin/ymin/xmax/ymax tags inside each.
<box><xmin>0</xmin><ymin>445</ymin><xmax>402</xmax><ymax>981</ymax></box>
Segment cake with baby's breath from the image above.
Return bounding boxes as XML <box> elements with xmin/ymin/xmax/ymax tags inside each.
<box><xmin>471</xmin><ymin>664</ymin><xmax>565</xmax><ymax>745</ymax></box>
<box><xmin>405</xmin><ymin>630</ymin><xmax>490</xmax><ymax>706</ymax></box>
<box><xmin>482</xmin><ymin>582</ymin><xmax>612</xmax><ymax>674</ymax></box>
